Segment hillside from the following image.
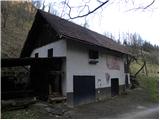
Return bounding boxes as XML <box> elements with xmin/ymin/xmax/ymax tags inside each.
<box><xmin>1</xmin><ymin>1</ymin><xmax>36</xmax><ymax>58</ymax></box>
<box><xmin>129</xmin><ymin>44</ymin><xmax>159</xmax><ymax>77</ymax></box>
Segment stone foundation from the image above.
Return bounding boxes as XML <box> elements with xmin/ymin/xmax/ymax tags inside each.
<box><xmin>67</xmin><ymin>85</ymin><xmax>126</xmax><ymax>107</ymax></box>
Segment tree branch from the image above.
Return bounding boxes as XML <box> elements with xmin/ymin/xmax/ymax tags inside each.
<box><xmin>67</xmin><ymin>0</ymin><xmax>109</xmax><ymax>19</ymax></box>
<box><xmin>126</xmin><ymin>0</ymin><xmax>156</xmax><ymax>12</ymax></box>
<box><xmin>78</xmin><ymin>4</ymin><xmax>90</xmax><ymax>17</ymax></box>
<box><xmin>143</xmin><ymin>0</ymin><xmax>155</xmax><ymax>9</ymax></box>
<box><xmin>61</xmin><ymin>0</ymin><xmax>67</xmax><ymax>17</ymax></box>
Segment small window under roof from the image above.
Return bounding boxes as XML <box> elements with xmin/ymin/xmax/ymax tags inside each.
<box><xmin>48</xmin><ymin>48</ymin><xmax>53</xmax><ymax>57</ymax></box>
<box><xmin>89</xmin><ymin>50</ymin><xmax>99</xmax><ymax>59</ymax></box>
<box><xmin>35</xmin><ymin>53</ymin><xmax>39</xmax><ymax>58</ymax></box>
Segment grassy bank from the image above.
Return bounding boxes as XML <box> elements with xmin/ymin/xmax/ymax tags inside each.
<box><xmin>130</xmin><ymin>59</ymin><xmax>159</xmax><ymax>102</ymax></box>
<box><xmin>130</xmin><ymin>61</ymin><xmax>159</xmax><ymax>77</ymax></box>
<box><xmin>137</xmin><ymin>75</ymin><xmax>159</xmax><ymax>102</ymax></box>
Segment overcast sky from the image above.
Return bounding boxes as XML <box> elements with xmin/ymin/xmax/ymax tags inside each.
<box><xmin>41</xmin><ymin>0</ymin><xmax>160</xmax><ymax>45</ymax></box>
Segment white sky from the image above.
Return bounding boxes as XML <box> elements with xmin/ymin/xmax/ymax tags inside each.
<box><xmin>42</xmin><ymin>0</ymin><xmax>160</xmax><ymax>45</ymax></box>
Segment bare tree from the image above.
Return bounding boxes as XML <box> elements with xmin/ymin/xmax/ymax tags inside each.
<box><xmin>82</xmin><ymin>17</ymin><xmax>90</xmax><ymax>28</ymax></box>
<box><xmin>32</xmin><ymin>0</ymin><xmax>42</xmax><ymax>9</ymax></box>
<box><xmin>32</xmin><ymin>0</ymin><xmax>156</xmax><ymax>20</ymax></box>
<box><xmin>1</xmin><ymin>1</ymin><xmax>10</xmax><ymax>28</ymax></box>
<box><xmin>66</xmin><ymin>0</ymin><xmax>156</xmax><ymax>19</ymax></box>
<box><xmin>127</xmin><ymin>33</ymin><xmax>148</xmax><ymax>76</ymax></box>
<box><xmin>41</xmin><ymin>0</ymin><xmax>46</xmax><ymax>11</ymax></box>
<box><xmin>126</xmin><ymin>0</ymin><xmax>156</xmax><ymax>11</ymax></box>
<box><xmin>65</xmin><ymin>0</ymin><xmax>109</xmax><ymax>19</ymax></box>
<box><xmin>48</xmin><ymin>2</ymin><xmax>52</xmax><ymax>13</ymax></box>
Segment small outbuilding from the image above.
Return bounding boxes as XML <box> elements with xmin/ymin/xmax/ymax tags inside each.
<box><xmin>21</xmin><ymin>9</ymin><xmax>131</xmax><ymax>106</ymax></box>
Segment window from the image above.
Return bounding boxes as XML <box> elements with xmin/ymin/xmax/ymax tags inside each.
<box><xmin>89</xmin><ymin>50</ymin><xmax>99</xmax><ymax>59</ymax></box>
<box><xmin>48</xmin><ymin>48</ymin><xmax>53</xmax><ymax>57</ymax></box>
<box><xmin>35</xmin><ymin>53</ymin><xmax>39</xmax><ymax>58</ymax></box>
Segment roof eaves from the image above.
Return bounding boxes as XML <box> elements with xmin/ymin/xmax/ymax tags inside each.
<box><xmin>62</xmin><ymin>34</ymin><xmax>131</xmax><ymax>55</ymax></box>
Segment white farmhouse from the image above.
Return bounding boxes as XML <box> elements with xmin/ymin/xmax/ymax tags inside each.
<box><xmin>21</xmin><ymin>9</ymin><xmax>131</xmax><ymax>106</ymax></box>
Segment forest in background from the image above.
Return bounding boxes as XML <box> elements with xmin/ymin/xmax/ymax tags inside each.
<box><xmin>1</xmin><ymin>1</ymin><xmax>36</xmax><ymax>58</ymax></box>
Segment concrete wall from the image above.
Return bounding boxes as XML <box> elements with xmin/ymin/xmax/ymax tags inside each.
<box><xmin>66</xmin><ymin>41</ymin><xmax>126</xmax><ymax>93</ymax></box>
<box><xmin>30</xmin><ymin>40</ymin><xmax>66</xmax><ymax>58</ymax></box>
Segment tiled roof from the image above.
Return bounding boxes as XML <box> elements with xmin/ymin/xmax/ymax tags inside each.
<box><xmin>21</xmin><ymin>9</ymin><xmax>131</xmax><ymax>57</ymax></box>
<box><xmin>39</xmin><ymin>10</ymin><xmax>130</xmax><ymax>55</ymax></box>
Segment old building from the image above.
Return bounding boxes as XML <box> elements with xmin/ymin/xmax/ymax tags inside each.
<box><xmin>20</xmin><ymin>9</ymin><xmax>131</xmax><ymax>106</ymax></box>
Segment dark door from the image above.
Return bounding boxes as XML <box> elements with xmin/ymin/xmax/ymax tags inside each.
<box><xmin>30</xmin><ymin>63</ymin><xmax>49</xmax><ymax>101</ymax></box>
<box><xmin>48</xmin><ymin>73</ymin><xmax>62</xmax><ymax>96</ymax></box>
<box><xmin>30</xmin><ymin>58</ymin><xmax>63</xmax><ymax>100</ymax></box>
<box><xmin>73</xmin><ymin>76</ymin><xmax>95</xmax><ymax>105</ymax></box>
<box><xmin>111</xmin><ymin>78</ymin><xmax>119</xmax><ymax>96</ymax></box>
<box><xmin>125</xmin><ymin>74</ymin><xmax>129</xmax><ymax>88</ymax></box>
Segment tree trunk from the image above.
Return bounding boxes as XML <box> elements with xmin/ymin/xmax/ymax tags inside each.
<box><xmin>144</xmin><ymin>62</ymin><xmax>148</xmax><ymax>76</ymax></box>
<box><xmin>135</xmin><ymin>61</ymin><xmax>145</xmax><ymax>77</ymax></box>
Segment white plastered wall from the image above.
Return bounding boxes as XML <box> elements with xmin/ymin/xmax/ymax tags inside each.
<box><xmin>66</xmin><ymin>41</ymin><xmax>126</xmax><ymax>93</ymax></box>
<box><xmin>30</xmin><ymin>40</ymin><xmax>66</xmax><ymax>57</ymax></box>
<box><xmin>29</xmin><ymin>39</ymin><xmax>127</xmax><ymax>95</ymax></box>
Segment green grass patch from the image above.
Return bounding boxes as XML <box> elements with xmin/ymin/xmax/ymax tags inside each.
<box><xmin>137</xmin><ymin>75</ymin><xmax>159</xmax><ymax>102</ymax></box>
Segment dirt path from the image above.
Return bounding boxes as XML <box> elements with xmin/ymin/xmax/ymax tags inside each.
<box><xmin>117</xmin><ymin>106</ymin><xmax>159</xmax><ymax>119</ymax></box>
<box><xmin>1</xmin><ymin>88</ymin><xmax>159</xmax><ymax>119</ymax></box>
<box><xmin>64</xmin><ymin>88</ymin><xmax>158</xmax><ymax>119</ymax></box>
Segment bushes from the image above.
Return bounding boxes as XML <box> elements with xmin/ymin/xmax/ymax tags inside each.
<box><xmin>137</xmin><ymin>75</ymin><xmax>159</xmax><ymax>102</ymax></box>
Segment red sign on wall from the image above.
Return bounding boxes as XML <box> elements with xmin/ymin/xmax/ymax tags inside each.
<box><xmin>106</xmin><ymin>56</ymin><xmax>120</xmax><ymax>70</ymax></box>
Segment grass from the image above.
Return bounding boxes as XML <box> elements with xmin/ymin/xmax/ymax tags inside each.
<box><xmin>130</xmin><ymin>61</ymin><xmax>159</xmax><ymax>77</ymax></box>
<box><xmin>130</xmin><ymin>59</ymin><xmax>159</xmax><ymax>102</ymax></box>
<box><xmin>137</xmin><ymin>74</ymin><xmax>159</xmax><ymax>102</ymax></box>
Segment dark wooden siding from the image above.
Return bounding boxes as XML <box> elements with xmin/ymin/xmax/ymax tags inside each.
<box><xmin>20</xmin><ymin>11</ymin><xmax>59</xmax><ymax>57</ymax></box>
<box><xmin>35</xmin><ymin>24</ymin><xmax>58</xmax><ymax>48</ymax></box>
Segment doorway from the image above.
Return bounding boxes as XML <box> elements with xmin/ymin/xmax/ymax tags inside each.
<box><xmin>111</xmin><ymin>78</ymin><xmax>119</xmax><ymax>96</ymax></box>
<box><xmin>30</xmin><ymin>58</ymin><xmax>63</xmax><ymax>100</ymax></box>
<box><xmin>125</xmin><ymin>74</ymin><xmax>129</xmax><ymax>88</ymax></box>
<box><xmin>73</xmin><ymin>76</ymin><xmax>95</xmax><ymax>105</ymax></box>
<box><xmin>48</xmin><ymin>72</ymin><xmax>62</xmax><ymax>97</ymax></box>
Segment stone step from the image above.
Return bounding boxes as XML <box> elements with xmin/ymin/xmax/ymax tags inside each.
<box><xmin>49</xmin><ymin>97</ymin><xmax>66</xmax><ymax>103</ymax></box>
